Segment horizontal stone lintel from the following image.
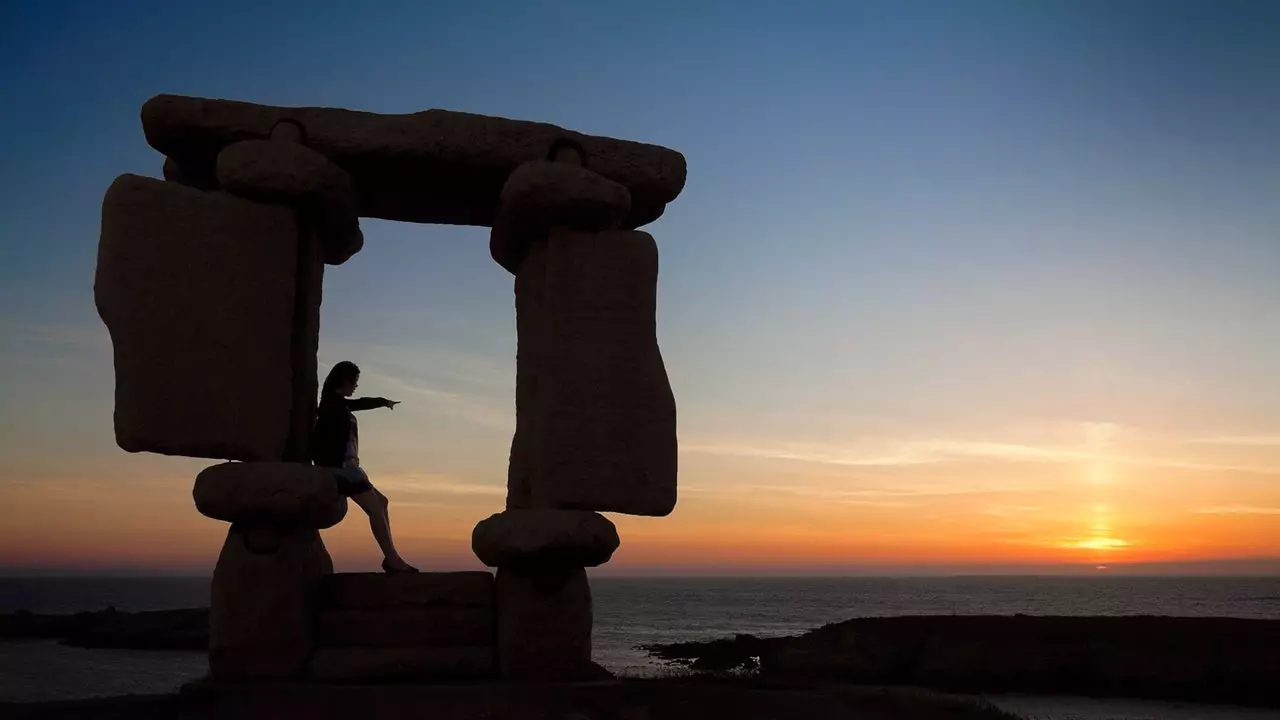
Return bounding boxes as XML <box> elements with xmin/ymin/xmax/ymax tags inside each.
<box><xmin>142</xmin><ymin>94</ymin><xmax>685</xmax><ymax>229</ymax></box>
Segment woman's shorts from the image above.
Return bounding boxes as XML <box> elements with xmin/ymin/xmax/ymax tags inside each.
<box><xmin>334</xmin><ymin>465</ymin><xmax>374</xmax><ymax>496</ymax></box>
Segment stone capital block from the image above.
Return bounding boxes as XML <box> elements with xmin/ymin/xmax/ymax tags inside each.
<box><xmin>508</xmin><ymin>229</ymin><xmax>677</xmax><ymax>516</ymax></box>
<box><xmin>495</xmin><ymin>567</ymin><xmax>592</xmax><ymax>681</ymax></box>
<box><xmin>194</xmin><ymin>462</ymin><xmax>347</xmax><ymax>529</ymax></box>
<box><xmin>95</xmin><ymin>174</ymin><xmax>321</xmax><ymax>462</ymax></box>
<box><xmin>215</xmin><ymin>140</ymin><xmax>363</xmax><ymax>265</ymax></box>
<box><xmin>209</xmin><ymin>524</ymin><xmax>333</xmax><ymax>681</ymax></box>
<box><xmin>489</xmin><ymin>160</ymin><xmax>631</xmax><ymax>274</ymax></box>
<box><xmin>472</xmin><ymin>509</ymin><xmax>619</xmax><ymax>569</ymax></box>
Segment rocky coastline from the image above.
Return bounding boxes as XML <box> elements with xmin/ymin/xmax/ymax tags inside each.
<box><xmin>644</xmin><ymin>614</ymin><xmax>1280</xmax><ymax>708</ymax></box>
<box><xmin>6</xmin><ymin>608</ymin><xmax>1280</xmax><ymax>709</ymax></box>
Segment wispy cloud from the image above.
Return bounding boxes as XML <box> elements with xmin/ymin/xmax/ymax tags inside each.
<box><xmin>1190</xmin><ymin>435</ymin><xmax>1280</xmax><ymax>448</ymax></box>
<box><xmin>1194</xmin><ymin>506</ymin><xmax>1280</xmax><ymax>516</ymax></box>
<box><xmin>684</xmin><ymin>436</ymin><xmax>1280</xmax><ymax>476</ymax></box>
<box><xmin>0</xmin><ymin>321</ymin><xmax>110</xmax><ymax>347</ymax></box>
<box><xmin>375</xmin><ymin>474</ymin><xmax>505</xmax><ymax>497</ymax></box>
<box><xmin>984</xmin><ymin>505</ymin><xmax>1042</xmax><ymax>517</ymax></box>
<box><xmin>361</xmin><ymin>371</ymin><xmax>513</xmax><ymax>432</ymax></box>
<box><xmin>737</xmin><ymin>482</ymin><xmax>1042</xmax><ymax>508</ymax></box>
<box><xmin>683</xmin><ymin>438</ymin><xmax>1096</xmax><ymax>467</ymax></box>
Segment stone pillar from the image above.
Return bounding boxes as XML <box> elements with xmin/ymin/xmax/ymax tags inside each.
<box><xmin>472</xmin><ymin>509</ymin><xmax>618</xmax><ymax>680</ymax></box>
<box><xmin>195</xmin><ymin>462</ymin><xmax>348</xmax><ymax>680</ymax></box>
<box><xmin>481</xmin><ymin>147</ymin><xmax>679</xmax><ymax>680</ymax></box>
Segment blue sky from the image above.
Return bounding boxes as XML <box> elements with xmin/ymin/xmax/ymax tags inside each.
<box><xmin>1</xmin><ymin>1</ymin><xmax>1278</xmax><ymax>574</ymax></box>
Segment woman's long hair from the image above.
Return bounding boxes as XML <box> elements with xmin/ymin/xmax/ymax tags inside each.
<box><xmin>321</xmin><ymin>361</ymin><xmax>360</xmax><ymax>402</ymax></box>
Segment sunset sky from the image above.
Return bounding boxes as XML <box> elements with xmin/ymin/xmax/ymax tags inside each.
<box><xmin>1</xmin><ymin>1</ymin><xmax>1278</xmax><ymax>576</ymax></box>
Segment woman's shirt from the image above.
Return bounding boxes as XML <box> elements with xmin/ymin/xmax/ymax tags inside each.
<box><xmin>310</xmin><ymin>395</ymin><xmax>388</xmax><ymax>468</ymax></box>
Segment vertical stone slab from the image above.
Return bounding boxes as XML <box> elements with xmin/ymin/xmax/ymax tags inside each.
<box><xmin>284</xmin><ymin>224</ymin><xmax>325</xmax><ymax>463</ymax></box>
<box><xmin>209</xmin><ymin>525</ymin><xmax>333</xmax><ymax>680</ymax></box>
<box><xmin>506</xmin><ymin>240</ymin><xmax>548</xmax><ymax>510</ymax></box>
<box><xmin>95</xmin><ymin>174</ymin><xmax>306</xmax><ymax>461</ymax></box>
<box><xmin>529</xmin><ymin>229</ymin><xmax>677</xmax><ymax>516</ymax></box>
<box><xmin>494</xmin><ymin>566</ymin><xmax>592</xmax><ymax>681</ymax></box>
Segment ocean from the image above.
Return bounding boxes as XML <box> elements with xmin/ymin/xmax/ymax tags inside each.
<box><xmin>3</xmin><ymin>575</ymin><xmax>1280</xmax><ymax>719</ymax></box>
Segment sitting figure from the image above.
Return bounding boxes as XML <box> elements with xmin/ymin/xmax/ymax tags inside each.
<box><xmin>311</xmin><ymin>361</ymin><xmax>418</xmax><ymax>573</ymax></box>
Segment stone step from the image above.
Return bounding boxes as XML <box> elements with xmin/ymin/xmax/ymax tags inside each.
<box><xmin>315</xmin><ymin>571</ymin><xmax>494</xmax><ymax>610</ymax></box>
<box><xmin>308</xmin><ymin>646</ymin><xmax>495</xmax><ymax>682</ymax></box>
<box><xmin>316</xmin><ymin>606</ymin><xmax>493</xmax><ymax>648</ymax></box>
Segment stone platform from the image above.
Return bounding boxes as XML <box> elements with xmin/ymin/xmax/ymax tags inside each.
<box><xmin>309</xmin><ymin>572</ymin><xmax>496</xmax><ymax>682</ymax></box>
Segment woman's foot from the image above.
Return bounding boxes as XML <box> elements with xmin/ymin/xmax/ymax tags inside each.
<box><xmin>382</xmin><ymin>557</ymin><xmax>419</xmax><ymax>573</ymax></box>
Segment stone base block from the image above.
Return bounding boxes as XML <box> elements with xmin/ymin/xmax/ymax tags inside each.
<box><xmin>209</xmin><ymin>524</ymin><xmax>332</xmax><ymax>681</ymax></box>
<box><xmin>308</xmin><ymin>646</ymin><xmax>495</xmax><ymax>682</ymax></box>
<box><xmin>495</xmin><ymin>567</ymin><xmax>592</xmax><ymax>681</ymax></box>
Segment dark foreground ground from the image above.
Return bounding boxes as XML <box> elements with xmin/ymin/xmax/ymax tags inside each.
<box><xmin>644</xmin><ymin>615</ymin><xmax>1280</xmax><ymax>708</ymax></box>
<box><xmin>6</xmin><ymin>609</ymin><xmax>1280</xmax><ymax>709</ymax></box>
<box><xmin>0</xmin><ymin>679</ymin><xmax>1020</xmax><ymax>720</ymax></box>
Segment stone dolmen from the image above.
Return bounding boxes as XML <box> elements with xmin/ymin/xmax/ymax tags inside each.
<box><xmin>94</xmin><ymin>94</ymin><xmax>685</xmax><ymax>683</ymax></box>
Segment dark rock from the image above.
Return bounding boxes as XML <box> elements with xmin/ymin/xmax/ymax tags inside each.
<box><xmin>209</xmin><ymin>524</ymin><xmax>332</xmax><ymax>680</ymax></box>
<box><xmin>495</xmin><ymin>566</ymin><xmax>593</xmax><ymax>681</ymax></box>
<box><xmin>316</xmin><ymin>606</ymin><xmax>493</xmax><ymax>647</ymax></box>
<box><xmin>308</xmin><ymin>646</ymin><xmax>495</xmax><ymax>682</ymax></box>
<box><xmin>472</xmin><ymin>509</ymin><xmax>619</xmax><ymax>569</ymax></box>
<box><xmin>646</xmin><ymin>615</ymin><xmax>1280</xmax><ymax>708</ymax></box>
<box><xmin>489</xmin><ymin>161</ymin><xmax>631</xmax><ymax>274</ymax></box>
<box><xmin>0</xmin><ymin>608</ymin><xmax>208</xmax><ymax>650</ymax></box>
<box><xmin>521</xmin><ymin>230</ymin><xmax>678</xmax><ymax>517</ymax></box>
<box><xmin>193</xmin><ymin>461</ymin><xmax>347</xmax><ymax>529</ymax></box>
<box><xmin>140</xmin><ymin>94</ymin><xmax>685</xmax><ymax>230</ymax></box>
<box><xmin>316</xmin><ymin>571</ymin><xmax>494</xmax><ymax>610</ymax></box>
<box><xmin>96</xmin><ymin>174</ymin><xmax>311</xmax><ymax>462</ymax></box>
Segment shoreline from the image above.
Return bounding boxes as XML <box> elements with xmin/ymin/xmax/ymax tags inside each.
<box><xmin>643</xmin><ymin>614</ymin><xmax>1280</xmax><ymax>708</ymax></box>
<box><xmin>5</xmin><ymin>608</ymin><xmax>1280</xmax><ymax>708</ymax></box>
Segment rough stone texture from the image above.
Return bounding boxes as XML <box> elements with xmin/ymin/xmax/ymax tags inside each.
<box><xmin>216</xmin><ymin>139</ymin><xmax>357</xmax><ymax>210</ymax></box>
<box><xmin>505</xmin><ymin>238</ymin><xmax>547</xmax><ymax>511</ymax></box>
<box><xmin>284</xmin><ymin>226</ymin><xmax>326</xmax><ymax>462</ymax></box>
<box><xmin>308</xmin><ymin>646</ymin><xmax>495</xmax><ymax>682</ymax></box>
<box><xmin>193</xmin><ymin>462</ymin><xmax>347</xmax><ymax>529</ymax></box>
<box><xmin>95</xmin><ymin>174</ymin><xmax>305</xmax><ymax>462</ymax></box>
<box><xmin>209</xmin><ymin>524</ymin><xmax>332</xmax><ymax>681</ymax></box>
<box><xmin>495</xmin><ymin>566</ymin><xmax>593</xmax><ymax>681</ymax></box>
<box><xmin>316</xmin><ymin>607</ymin><xmax>493</xmax><ymax>647</ymax></box>
<box><xmin>140</xmin><ymin>94</ymin><xmax>685</xmax><ymax>229</ymax></box>
<box><xmin>215</xmin><ymin>140</ymin><xmax>363</xmax><ymax>266</ymax></box>
<box><xmin>162</xmin><ymin>156</ymin><xmax>218</xmax><ymax>190</ymax></box>
<box><xmin>472</xmin><ymin>509</ymin><xmax>619</xmax><ymax>569</ymax></box>
<box><xmin>509</xmin><ymin>229</ymin><xmax>677</xmax><ymax>517</ymax></box>
<box><xmin>316</xmin><ymin>572</ymin><xmax>494</xmax><ymax>610</ymax></box>
<box><xmin>489</xmin><ymin>161</ymin><xmax>631</xmax><ymax>274</ymax></box>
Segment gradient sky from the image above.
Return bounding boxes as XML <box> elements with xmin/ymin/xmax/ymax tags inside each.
<box><xmin>2</xmin><ymin>1</ymin><xmax>1279</xmax><ymax>576</ymax></box>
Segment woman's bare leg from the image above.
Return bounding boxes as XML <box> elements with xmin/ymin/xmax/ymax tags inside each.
<box><xmin>350</xmin><ymin>489</ymin><xmax>411</xmax><ymax>569</ymax></box>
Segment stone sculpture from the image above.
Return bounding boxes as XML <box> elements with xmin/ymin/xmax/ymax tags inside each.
<box><xmin>94</xmin><ymin>94</ymin><xmax>686</xmax><ymax>684</ymax></box>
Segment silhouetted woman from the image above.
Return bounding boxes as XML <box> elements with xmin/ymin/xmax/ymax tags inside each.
<box><xmin>312</xmin><ymin>361</ymin><xmax>418</xmax><ymax>573</ymax></box>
